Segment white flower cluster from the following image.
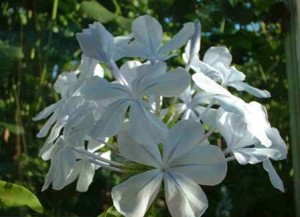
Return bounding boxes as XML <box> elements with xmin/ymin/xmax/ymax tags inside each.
<box><xmin>34</xmin><ymin>15</ymin><xmax>287</xmax><ymax>217</ymax></box>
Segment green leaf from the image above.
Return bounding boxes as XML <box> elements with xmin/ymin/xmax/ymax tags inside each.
<box><xmin>98</xmin><ymin>206</ymin><xmax>122</xmax><ymax>217</ymax></box>
<box><xmin>0</xmin><ymin>122</ymin><xmax>25</xmax><ymax>135</ymax></box>
<box><xmin>228</xmin><ymin>0</ymin><xmax>240</xmax><ymax>7</ymax></box>
<box><xmin>0</xmin><ymin>180</ymin><xmax>43</xmax><ymax>213</ymax></box>
<box><xmin>253</xmin><ymin>0</ymin><xmax>275</xmax><ymax>11</ymax></box>
<box><xmin>0</xmin><ymin>42</ymin><xmax>23</xmax><ymax>59</ymax></box>
<box><xmin>80</xmin><ymin>1</ymin><xmax>131</xmax><ymax>29</ymax></box>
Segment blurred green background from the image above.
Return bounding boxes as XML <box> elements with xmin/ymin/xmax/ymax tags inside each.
<box><xmin>0</xmin><ymin>0</ymin><xmax>294</xmax><ymax>216</ymax></box>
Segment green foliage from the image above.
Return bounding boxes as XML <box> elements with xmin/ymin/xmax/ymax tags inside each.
<box><xmin>98</xmin><ymin>206</ymin><xmax>122</xmax><ymax>217</ymax></box>
<box><xmin>0</xmin><ymin>180</ymin><xmax>43</xmax><ymax>213</ymax></box>
<box><xmin>80</xmin><ymin>1</ymin><xmax>131</xmax><ymax>29</ymax></box>
<box><xmin>0</xmin><ymin>42</ymin><xmax>23</xmax><ymax>59</ymax></box>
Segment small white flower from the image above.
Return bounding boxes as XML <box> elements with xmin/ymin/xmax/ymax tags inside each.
<box><xmin>124</xmin><ymin>15</ymin><xmax>195</xmax><ymax>61</ymax></box>
<box><xmin>217</xmin><ymin>108</ymin><xmax>287</xmax><ymax>191</ymax></box>
<box><xmin>112</xmin><ymin>120</ymin><xmax>227</xmax><ymax>217</ymax></box>
<box><xmin>176</xmin><ymin>86</ymin><xmax>217</xmax><ymax>126</ymax></box>
<box><xmin>76</xmin><ymin>22</ymin><xmax>114</xmax><ymax>64</ymax></box>
<box><xmin>33</xmin><ymin>56</ymin><xmax>104</xmax><ymax>140</ymax></box>
<box><xmin>188</xmin><ymin>46</ymin><xmax>270</xmax><ymax>98</ymax></box>
<box><xmin>41</xmin><ymin>136</ymin><xmax>110</xmax><ymax>192</ymax></box>
<box><xmin>80</xmin><ymin>62</ymin><xmax>190</xmax><ymax>145</ymax></box>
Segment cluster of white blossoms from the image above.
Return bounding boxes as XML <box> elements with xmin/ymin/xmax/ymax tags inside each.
<box><xmin>34</xmin><ymin>15</ymin><xmax>287</xmax><ymax>217</ymax></box>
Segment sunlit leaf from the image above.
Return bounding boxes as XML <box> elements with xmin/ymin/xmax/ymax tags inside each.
<box><xmin>0</xmin><ymin>180</ymin><xmax>43</xmax><ymax>213</ymax></box>
<box><xmin>98</xmin><ymin>206</ymin><xmax>122</xmax><ymax>217</ymax></box>
<box><xmin>80</xmin><ymin>1</ymin><xmax>131</xmax><ymax>29</ymax></box>
<box><xmin>0</xmin><ymin>42</ymin><xmax>23</xmax><ymax>59</ymax></box>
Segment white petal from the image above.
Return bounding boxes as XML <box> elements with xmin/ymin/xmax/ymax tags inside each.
<box><xmin>112</xmin><ymin>35</ymin><xmax>133</xmax><ymax>61</ymax></box>
<box><xmin>266</xmin><ymin>128</ymin><xmax>287</xmax><ymax>160</ymax></box>
<box><xmin>164</xmin><ymin>172</ymin><xmax>208</xmax><ymax>217</ymax></box>
<box><xmin>184</xmin><ymin>20</ymin><xmax>201</xmax><ymax>63</ymax></box>
<box><xmin>42</xmin><ymin>140</ymin><xmax>77</xmax><ymax>191</ymax></box>
<box><xmin>76</xmin><ymin>22</ymin><xmax>114</xmax><ymax>63</ymax></box>
<box><xmin>228</xmin><ymin>81</ymin><xmax>271</xmax><ymax>98</ymax></box>
<box><xmin>190</xmin><ymin>91</ymin><xmax>213</xmax><ymax>106</ymax></box>
<box><xmin>63</xmin><ymin>159</ymin><xmax>96</xmax><ymax>192</ymax></box>
<box><xmin>87</xmin><ymin>139</ymin><xmax>106</xmax><ymax>152</ymax></box>
<box><xmin>112</xmin><ymin>170</ymin><xmax>163</xmax><ymax>217</ymax></box>
<box><xmin>100</xmin><ymin>150</ymin><xmax>111</xmax><ymax>161</ymax></box>
<box><xmin>33</xmin><ymin>102</ymin><xmax>60</xmax><ymax>121</ymax></box>
<box><xmin>64</xmin><ymin>110</ymin><xmax>94</xmax><ymax>148</ymax></box>
<box><xmin>178</xmin><ymin>85</ymin><xmax>194</xmax><ymax>104</ymax></box>
<box><xmin>54</xmin><ymin>72</ymin><xmax>78</xmax><ymax>98</ymax></box>
<box><xmin>223</xmin><ymin>66</ymin><xmax>245</xmax><ymax>83</ymax></box>
<box><xmin>132</xmin><ymin>62</ymin><xmax>167</xmax><ymax>95</ymax></box>
<box><xmin>203</xmin><ymin>46</ymin><xmax>232</xmax><ymax>67</ymax></box>
<box><xmin>263</xmin><ymin>160</ymin><xmax>284</xmax><ymax>192</ymax></box>
<box><xmin>126</xmin><ymin>40</ymin><xmax>153</xmax><ymax>59</ymax></box>
<box><xmin>93</xmin><ymin>63</ymin><xmax>104</xmax><ymax>78</ymax></box>
<box><xmin>76</xmin><ymin>160</ymin><xmax>95</xmax><ymax>192</ymax></box>
<box><xmin>216</xmin><ymin>108</ymin><xmax>257</xmax><ymax>149</ymax></box>
<box><xmin>192</xmin><ymin>72</ymin><xmax>232</xmax><ymax>96</ymax></box>
<box><xmin>39</xmin><ymin>139</ymin><xmax>60</xmax><ymax>161</ymax></box>
<box><xmin>42</xmin><ymin>161</ymin><xmax>56</xmax><ymax>191</ymax></box>
<box><xmin>47</xmin><ymin>122</ymin><xmax>64</xmax><ymax>143</ymax></box>
<box><xmin>128</xmin><ymin>100</ymin><xmax>168</xmax><ymax>146</ymax></box>
<box><xmin>245</xmin><ymin>102</ymin><xmax>272</xmax><ymax>147</ymax></box>
<box><xmin>190</xmin><ymin>57</ymin><xmax>224</xmax><ymax>82</ymax></box>
<box><xmin>164</xmin><ymin>120</ymin><xmax>204</xmax><ymax>163</ymax></box>
<box><xmin>52</xmin><ymin>145</ymin><xmax>77</xmax><ymax>190</ymax></box>
<box><xmin>77</xmin><ymin>55</ymin><xmax>101</xmax><ymax>80</ymax></box>
<box><xmin>36</xmin><ymin>114</ymin><xmax>57</xmax><ymax>138</ymax></box>
<box><xmin>119</xmin><ymin>61</ymin><xmax>142</xmax><ymax>85</ymax></box>
<box><xmin>214</xmin><ymin>95</ymin><xmax>247</xmax><ymax>117</ymax></box>
<box><xmin>118</xmin><ymin>128</ymin><xmax>162</xmax><ymax>168</ymax></box>
<box><xmin>131</xmin><ymin>15</ymin><xmax>163</xmax><ymax>55</ymax></box>
<box><xmin>194</xmin><ymin>106</ymin><xmax>217</xmax><ymax>127</ymax></box>
<box><xmin>159</xmin><ymin>22</ymin><xmax>194</xmax><ymax>54</ymax></box>
<box><xmin>168</xmin><ymin>145</ymin><xmax>227</xmax><ymax>186</ymax></box>
<box><xmin>89</xmin><ymin>99</ymin><xmax>130</xmax><ymax>139</ymax></box>
<box><xmin>140</xmin><ymin>67</ymin><xmax>190</xmax><ymax>97</ymax></box>
<box><xmin>80</xmin><ymin>77</ymin><xmax>130</xmax><ymax>101</ymax></box>
<box><xmin>233</xmin><ymin>148</ymin><xmax>281</xmax><ymax>165</ymax></box>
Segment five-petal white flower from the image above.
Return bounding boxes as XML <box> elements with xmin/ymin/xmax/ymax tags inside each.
<box><xmin>217</xmin><ymin>107</ymin><xmax>287</xmax><ymax>191</ymax></box>
<box><xmin>188</xmin><ymin>46</ymin><xmax>270</xmax><ymax>98</ymax></box>
<box><xmin>124</xmin><ymin>15</ymin><xmax>195</xmax><ymax>61</ymax></box>
<box><xmin>112</xmin><ymin>120</ymin><xmax>227</xmax><ymax>217</ymax></box>
<box><xmin>80</xmin><ymin>62</ymin><xmax>190</xmax><ymax>145</ymax></box>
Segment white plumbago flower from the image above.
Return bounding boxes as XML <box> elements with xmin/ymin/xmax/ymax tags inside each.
<box><xmin>112</xmin><ymin>120</ymin><xmax>227</xmax><ymax>217</ymax></box>
<box><xmin>218</xmin><ymin>100</ymin><xmax>276</xmax><ymax>147</ymax></box>
<box><xmin>176</xmin><ymin>86</ymin><xmax>217</xmax><ymax>126</ymax></box>
<box><xmin>76</xmin><ymin>55</ymin><xmax>104</xmax><ymax>82</ymax></box>
<box><xmin>33</xmin><ymin>56</ymin><xmax>104</xmax><ymax>140</ymax></box>
<box><xmin>217</xmin><ymin>108</ymin><xmax>287</xmax><ymax>191</ymax></box>
<box><xmin>41</xmin><ymin>136</ymin><xmax>111</xmax><ymax>192</ymax></box>
<box><xmin>80</xmin><ymin>62</ymin><xmax>190</xmax><ymax>145</ymax></box>
<box><xmin>124</xmin><ymin>15</ymin><xmax>195</xmax><ymax>61</ymax></box>
<box><xmin>192</xmin><ymin>72</ymin><xmax>271</xmax><ymax>139</ymax></box>
<box><xmin>76</xmin><ymin>22</ymin><xmax>114</xmax><ymax>64</ymax></box>
<box><xmin>184</xmin><ymin>20</ymin><xmax>201</xmax><ymax>68</ymax></box>
<box><xmin>41</xmin><ymin>136</ymin><xmax>77</xmax><ymax>191</ymax></box>
<box><xmin>63</xmin><ymin>140</ymin><xmax>111</xmax><ymax>192</ymax></box>
<box><xmin>188</xmin><ymin>46</ymin><xmax>270</xmax><ymax>98</ymax></box>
